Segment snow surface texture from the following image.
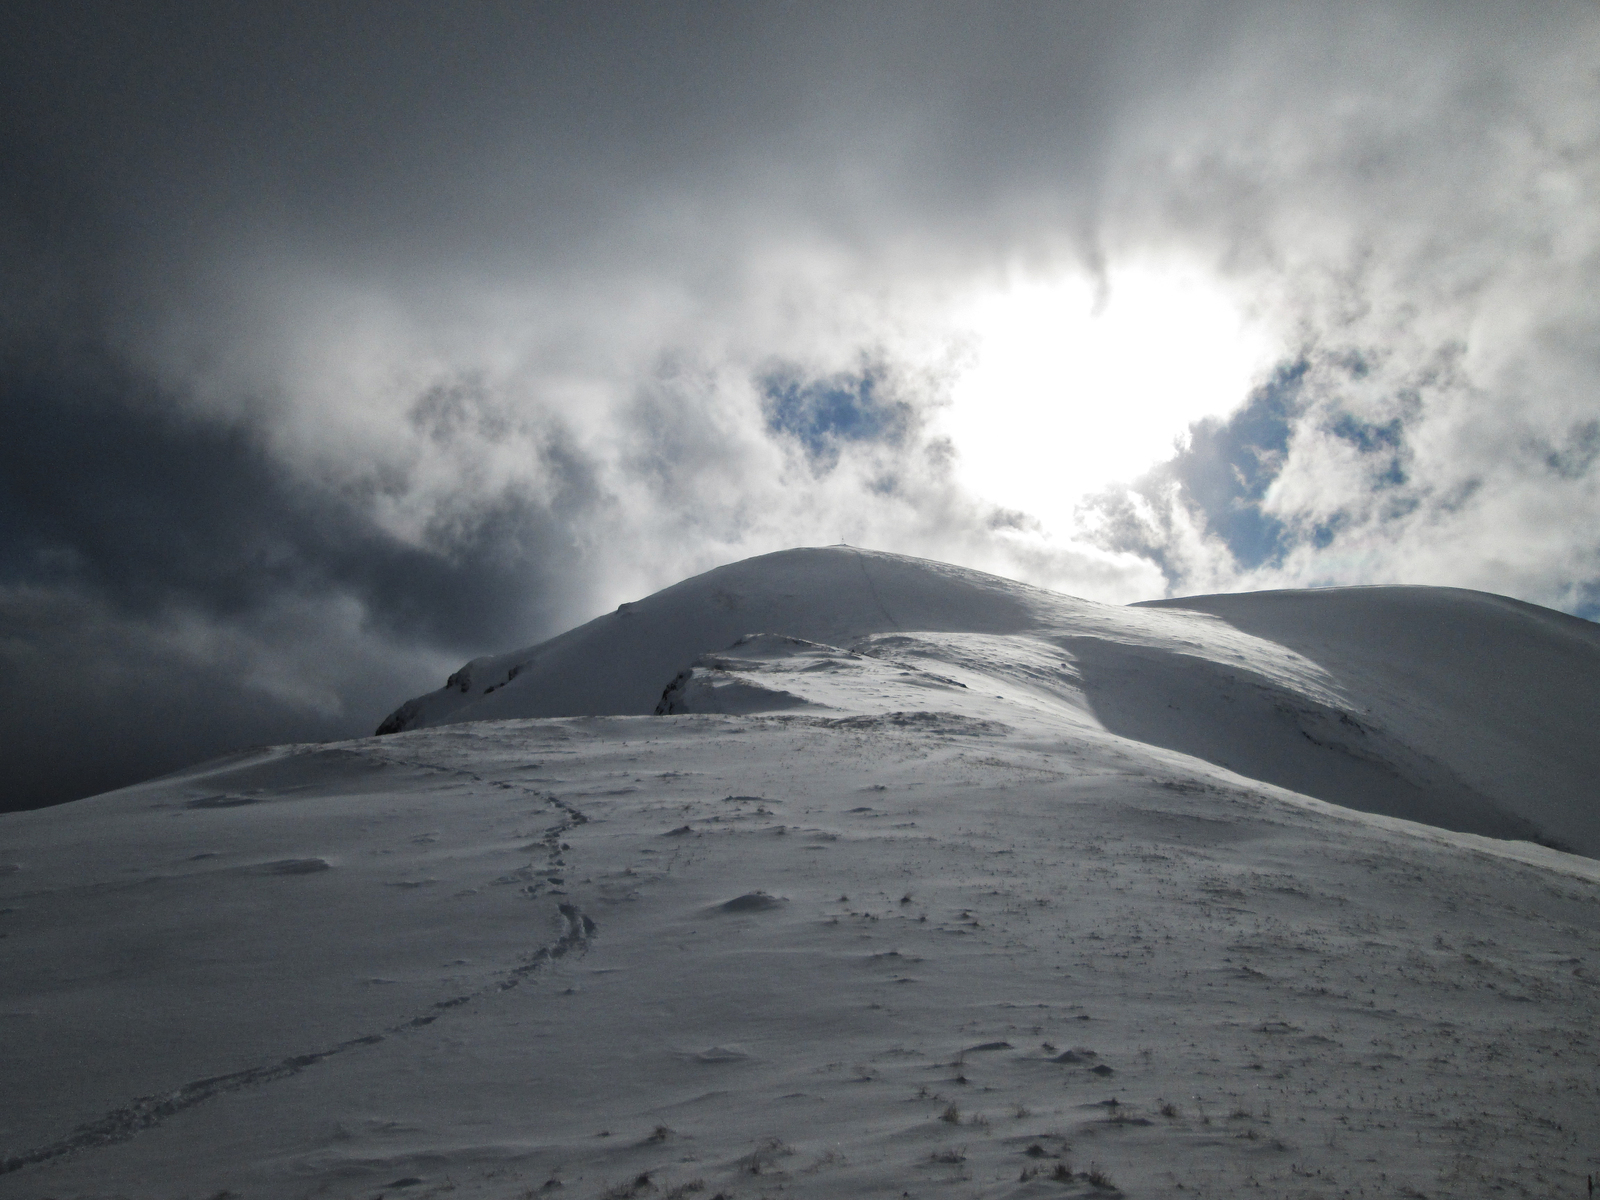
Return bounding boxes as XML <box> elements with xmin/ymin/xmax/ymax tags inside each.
<box><xmin>3</xmin><ymin>546</ymin><xmax>1599</xmax><ymax>1199</ymax></box>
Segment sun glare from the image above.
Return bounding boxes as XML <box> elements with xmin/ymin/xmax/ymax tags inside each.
<box><xmin>940</xmin><ymin>265</ymin><xmax>1273</xmax><ymax>534</ymax></box>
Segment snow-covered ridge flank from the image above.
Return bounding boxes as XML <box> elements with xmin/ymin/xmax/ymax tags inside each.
<box><xmin>379</xmin><ymin>546</ymin><xmax>1600</xmax><ymax>856</ymax></box>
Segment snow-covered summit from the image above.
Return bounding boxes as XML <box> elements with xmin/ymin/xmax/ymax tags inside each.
<box><xmin>378</xmin><ymin>545</ymin><xmax>1600</xmax><ymax>855</ymax></box>
<box><xmin>375</xmin><ymin>546</ymin><xmax>1065</xmax><ymax>733</ymax></box>
<box><xmin>374</xmin><ymin>545</ymin><xmax>1352</xmax><ymax>731</ymax></box>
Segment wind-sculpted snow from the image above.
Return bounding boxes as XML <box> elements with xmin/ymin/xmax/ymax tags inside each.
<box><xmin>653</xmin><ymin>634</ymin><xmax>974</xmax><ymax>717</ymax></box>
<box><xmin>380</xmin><ymin>546</ymin><xmax>1600</xmax><ymax>854</ymax></box>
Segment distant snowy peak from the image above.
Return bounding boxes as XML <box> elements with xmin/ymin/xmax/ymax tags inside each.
<box><xmin>376</xmin><ymin>545</ymin><xmax>1600</xmax><ymax>857</ymax></box>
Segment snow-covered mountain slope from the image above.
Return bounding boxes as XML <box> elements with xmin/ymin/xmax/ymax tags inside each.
<box><xmin>3</xmin><ymin>710</ymin><xmax>1598</xmax><ymax>1199</ymax></box>
<box><xmin>5</xmin><ymin>548</ymin><xmax>1599</xmax><ymax>1200</ymax></box>
<box><xmin>1138</xmin><ymin>586</ymin><xmax>1600</xmax><ymax>862</ymax></box>
<box><xmin>379</xmin><ymin>546</ymin><xmax>1600</xmax><ymax>856</ymax></box>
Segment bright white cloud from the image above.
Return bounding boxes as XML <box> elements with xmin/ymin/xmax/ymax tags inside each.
<box><xmin>939</xmin><ymin>264</ymin><xmax>1275</xmax><ymax>531</ymax></box>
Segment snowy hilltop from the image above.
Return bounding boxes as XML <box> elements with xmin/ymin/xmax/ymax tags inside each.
<box><xmin>4</xmin><ymin>546</ymin><xmax>1599</xmax><ymax>1198</ymax></box>
<box><xmin>380</xmin><ymin>546</ymin><xmax>1600</xmax><ymax>857</ymax></box>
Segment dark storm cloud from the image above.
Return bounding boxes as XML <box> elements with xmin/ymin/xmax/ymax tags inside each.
<box><xmin>3</xmin><ymin>2</ymin><xmax>1599</xmax><ymax>808</ymax></box>
<box><xmin>0</xmin><ymin>1</ymin><xmax>1140</xmax><ymax>286</ymax></box>
<box><xmin>0</xmin><ymin>339</ymin><xmax>601</xmax><ymax>810</ymax></box>
<box><xmin>0</xmin><ymin>344</ymin><xmax>592</xmax><ymax>648</ymax></box>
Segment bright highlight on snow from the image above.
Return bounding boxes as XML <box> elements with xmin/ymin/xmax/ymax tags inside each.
<box><xmin>941</xmin><ymin>266</ymin><xmax>1273</xmax><ymax>529</ymax></box>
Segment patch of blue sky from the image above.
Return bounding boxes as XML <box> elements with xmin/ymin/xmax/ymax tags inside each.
<box><xmin>1328</xmin><ymin>412</ymin><xmax>1403</xmax><ymax>453</ymax></box>
<box><xmin>759</xmin><ymin>363</ymin><xmax>909</xmax><ymax>467</ymax></box>
<box><xmin>1161</xmin><ymin>359</ymin><xmax>1307</xmax><ymax>570</ymax></box>
<box><xmin>1544</xmin><ymin>420</ymin><xmax>1600</xmax><ymax>480</ymax></box>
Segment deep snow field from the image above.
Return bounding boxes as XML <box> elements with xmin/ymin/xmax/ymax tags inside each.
<box><xmin>3</xmin><ymin>547</ymin><xmax>1599</xmax><ymax>1199</ymax></box>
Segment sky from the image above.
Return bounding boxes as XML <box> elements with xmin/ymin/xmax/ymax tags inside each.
<box><xmin>3</xmin><ymin>1</ymin><xmax>1599</xmax><ymax>811</ymax></box>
